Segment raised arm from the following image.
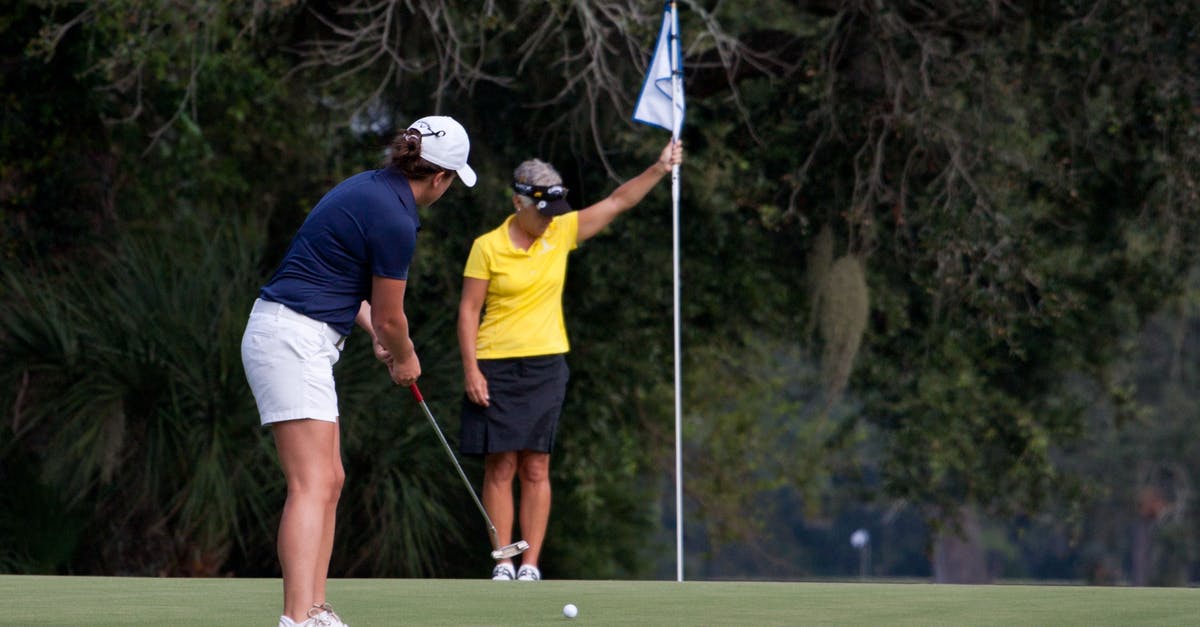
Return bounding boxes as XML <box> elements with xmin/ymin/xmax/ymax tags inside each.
<box><xmin>576</xmin><ymin>140</ymin><xmax>683</xmax><ymax>243</ymax></box>
<box><xmin>458</xmin><ymin>277</ymin><xmax>490</xmax><ymax>406</ymax></box>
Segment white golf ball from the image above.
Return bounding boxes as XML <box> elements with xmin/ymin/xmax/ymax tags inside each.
<box><xmin>563</xmin><ymin>603</ymin><xmax>578</xmax><ymax>618</ymax></box>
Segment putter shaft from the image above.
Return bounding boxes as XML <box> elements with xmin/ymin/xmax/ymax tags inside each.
<box><xmin>410</xmin><ymin>384</ymin><xmax>529</xmax><ymax>560</ymax></box>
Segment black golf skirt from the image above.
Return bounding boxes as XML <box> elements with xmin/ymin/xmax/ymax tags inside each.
<box><xmin>459</xmin><ymin>354</ymin><xmax>569</xmax><ymax>456</ymax></box>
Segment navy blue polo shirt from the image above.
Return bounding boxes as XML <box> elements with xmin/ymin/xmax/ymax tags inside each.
<box><xmin>260</xmin><ymin>168</ymin><xmax>420</xmax><ymax>336</ymax></box>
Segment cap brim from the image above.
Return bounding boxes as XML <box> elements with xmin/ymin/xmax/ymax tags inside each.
<box><xmin>456</xmin><ymin>163</ymin><xmax>477</xmax><ymax>187</ymax></box>
<box><xmin>536</xmin><ymin>197</ymin><xmax>572</xmax><ymax>217</ymax></box>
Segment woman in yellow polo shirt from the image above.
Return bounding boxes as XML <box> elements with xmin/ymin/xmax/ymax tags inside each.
<box><xmin>458</xmin><ymin>141</ymin><xmax>683</xmax><ymax>581</ymax></box>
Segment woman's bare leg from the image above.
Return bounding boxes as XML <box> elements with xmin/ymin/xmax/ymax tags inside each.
<box><xmin>483</xmin><ymin>452</ymin><xmax>519</xmax><ymax>561</ymax></box>
<box><xmin>273</xmin><ymin>419</ymin><xmax>344</xmax><ymax>622</ymax></box>
<box><xmin>312</xmin><ymin>423</ymin><xmax>344</xmax><ymax>607</ymax></box>
<box><xmin>516</xmin><ymin>451</ymin><xmax>551</xmax><ymax>567</ymax></box>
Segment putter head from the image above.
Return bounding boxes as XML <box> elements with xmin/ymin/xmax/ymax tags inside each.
<box><xmin>491</xmin><ymin>540</ymin><xmax>530</xmax><ymax>560</ymax></box>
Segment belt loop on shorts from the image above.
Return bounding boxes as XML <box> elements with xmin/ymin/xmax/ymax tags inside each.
<box><xmin>252</xmin><ymin>298</ymin><xmax>348</xmax><ymax>350</ymax></box>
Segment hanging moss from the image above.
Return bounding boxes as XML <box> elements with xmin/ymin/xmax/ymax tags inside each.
<box><xmin>805</xmin><ymin>224</ymin><xmax>835</xmax><ymax>338</ymax></box>
<box><xmin>819</xmin><ymin>254</ymin><xmax>869</xmax><ymax>404</ymax></box>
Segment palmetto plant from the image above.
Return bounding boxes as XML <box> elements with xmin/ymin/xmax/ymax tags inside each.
<box><xmin>0</xmin><ymin>217</ymin><xmax>465</xmax><ymax>576</ymax></box>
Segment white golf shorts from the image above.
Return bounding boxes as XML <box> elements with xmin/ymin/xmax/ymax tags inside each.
<box><xmin>241</xmin><ymin>299</ymin><xmax>346</xmax><ymax>425</ymax></box>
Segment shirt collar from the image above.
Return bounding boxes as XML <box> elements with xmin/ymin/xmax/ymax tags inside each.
<box><xmin>379</xmin><ymin>168</ymin><xmax>417</xmax><ymax>208</ymax></box>
<box><xmin>379</xmin><ymin>168</ymin><xmax>420</xmax><ymax>228</ymax></box>
<box><xmin>503</xmin><ymin>213</ymin><xmax>559</xmax><ymax>252</ymax></box>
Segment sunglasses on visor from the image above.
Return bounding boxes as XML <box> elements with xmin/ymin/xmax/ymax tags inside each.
<box><xmin>512</xmin><ymin>182</ymin><xmax>568</xmax><ymax>200</ymax></box>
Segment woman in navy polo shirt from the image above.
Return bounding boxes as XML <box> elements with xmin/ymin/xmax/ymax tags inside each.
<box><xmin>242</xmin><ymin>115</ymin><xmax>475</xmax><ymax>627</ymax></box>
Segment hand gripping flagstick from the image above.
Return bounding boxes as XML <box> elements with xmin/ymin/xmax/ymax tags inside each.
<box><xmin>408</xmin><ymin>383</ymin><xmax>530</xmax><ymax>560</ymax></box>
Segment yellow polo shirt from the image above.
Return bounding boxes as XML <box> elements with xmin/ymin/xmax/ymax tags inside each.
<box><xmin>463</xmin><ymin>211</ymin><xmax>579</xmax><ymax>359</ymax></box>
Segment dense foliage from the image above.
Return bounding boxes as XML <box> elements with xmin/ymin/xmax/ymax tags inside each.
<box><xmin>2</xmin><ymin>0</ymin><xmax>1198</xmax><ymax>583</ymax></box>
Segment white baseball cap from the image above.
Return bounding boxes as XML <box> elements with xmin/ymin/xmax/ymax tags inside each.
<box><xmin>407</xmin><ymin>115</ymin><xmax>477</xmax><ymax>187</ymax></box>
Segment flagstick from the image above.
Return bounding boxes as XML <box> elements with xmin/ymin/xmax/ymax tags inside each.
<box><xmin>668</xmin><ymin>0</ymin><xmax>684</xmax><ymax>585</ymax></box>
<box><xmin>671</xmin><ymin>158</ymin><xmax>682</xmax><ymax>585</ymax></box>
<box><xmin>671</xmin><ymin>149</ymin><xmax>682</xmax><ymax>584</ymax></box>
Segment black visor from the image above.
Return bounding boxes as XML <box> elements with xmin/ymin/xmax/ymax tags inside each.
<box><xmin>513</xmin><ymin>181</ymin><xmax>572</xmax><ymax>216</ymax></box>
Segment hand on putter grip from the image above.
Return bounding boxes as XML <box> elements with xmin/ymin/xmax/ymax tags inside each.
<box><xmin>388</xmin><ymin>351</ymin><xmax>420</xmax><ymax>386</ymax></box>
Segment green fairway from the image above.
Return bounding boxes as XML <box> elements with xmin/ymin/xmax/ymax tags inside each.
<box><xmin>3</xmin><ymin>575</ymin><xmax>1198</xmax><ymax>626</ymax></box>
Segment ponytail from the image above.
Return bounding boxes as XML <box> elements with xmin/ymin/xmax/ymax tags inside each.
<box><xmin>388</xmin><ymin>129</ymin><xmax>447</xmax><ymax>181</ymax></box>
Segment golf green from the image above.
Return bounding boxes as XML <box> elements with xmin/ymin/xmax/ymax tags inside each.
<box><xmin>4</xmin><ymin>576</ymin><xmax>1198</xmax><ymax>625</ymax></box>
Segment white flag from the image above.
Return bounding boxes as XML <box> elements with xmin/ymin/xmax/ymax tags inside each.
<box><xmin>633</xmin><ymin>2</ymin><xmax>684</xmax><ymax>135</ymax></box>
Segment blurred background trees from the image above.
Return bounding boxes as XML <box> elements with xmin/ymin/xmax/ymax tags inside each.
<box><xmin>2</xmin><ymin>0</ymin><xmax>1199</xmax><ymax>584</ymax></box>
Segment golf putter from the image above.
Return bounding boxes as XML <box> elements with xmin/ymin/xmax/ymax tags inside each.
<box><xmin>409</xmin><ymin>383</ymin><xmax>530</xmax><ymax>560</ymax></box>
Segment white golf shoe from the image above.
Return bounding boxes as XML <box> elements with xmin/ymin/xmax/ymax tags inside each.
<box><xmin>516</xmin><ymin>565</ymin><xmax>541</xmax><ymax>581</ymax></box>
<box><xmin>276</xmin><ymin>603</ymin><xmax>347</xmax><ymax>627</ymax></box>
<box><xmin>310</xmin><ymin>603</ymin><xmax>348</xmax><ymax>627</ymax></box>
<box><xmin>492</xmin><ymin>562</ymin><xmax>516</xmax><ymax>580</ymax></box>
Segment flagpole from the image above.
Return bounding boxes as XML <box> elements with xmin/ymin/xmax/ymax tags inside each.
<box><xmin>668</xmin><ymin>0</ymin><xmax>684</xmax><ymax>584</ymax></box>
<box><xmin>630</xmin><ymin>0</ymin><xmax>684</xmax><ymax>583</ymax></box>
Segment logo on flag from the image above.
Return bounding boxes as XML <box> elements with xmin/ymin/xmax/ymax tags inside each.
<box><xmin>633</xmin><ymin>2</ymin><xmax>685</xmax><ymax>135</ymax></box>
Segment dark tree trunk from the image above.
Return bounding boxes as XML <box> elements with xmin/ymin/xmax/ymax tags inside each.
<box><xmin>932</xmin><ymin>507</ymin><xmax>989</xmax><ymax>584</ymax></box>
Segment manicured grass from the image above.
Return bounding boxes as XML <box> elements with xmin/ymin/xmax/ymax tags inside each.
<box><xmin>4</xmin><ymin>575</ymin><xmax>1198</xmax><ymax>626</ymax></box>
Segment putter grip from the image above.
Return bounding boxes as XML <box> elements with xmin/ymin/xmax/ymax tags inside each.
<box><xmin>409</xmin><ymin>383</ymin><xmax>424</xmax><ymax>402</ymax></box>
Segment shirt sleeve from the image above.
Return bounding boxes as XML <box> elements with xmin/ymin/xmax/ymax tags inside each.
<box><xmin>368</xmin><ymin>210</ymin><xmax>417</xmax><ymax>280</ymax></box>
<box><xmin>560</xmin><ymin>211</ymin><xmax>580</xmax><ymax>251</ymax></box>
<box><xmin>463</xmin><ymin>238</ymin><xmax>491</xmax><ymax>280</ymax></box>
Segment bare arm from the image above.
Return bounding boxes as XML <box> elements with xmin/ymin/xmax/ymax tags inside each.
<box><xmin>354</xmin><ymin>300</ymin><xmax>391</xmax><ymax>363</ymax></box>
<box><xmin>371</xmin><ymin>276</ymin><xmax>420</xmax><ymax>385</ymax></box>
<box><xmin>577</xmin><ymin>140</ymin><xmax>683</xmax><ymax>243</ymax></box>
<box><xmin>355</xmin><ymin>300</ymin><xmax>373</xmax><ymax>334</ymax></box>
<box><xmin>458</xmin><ymin>277</ymin><xmax>490</xmax><ymax>406</ymax></box>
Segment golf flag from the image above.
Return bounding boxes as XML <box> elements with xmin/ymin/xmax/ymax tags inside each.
<box><xmin>633</xmin><ymin>1</ymin><xmax>684</xmax><ymax>136</ymax></box>
<box><xmin>634</xmin><ymin>1</ymin><xmax>687</xmax><ymax>584</ymax></box>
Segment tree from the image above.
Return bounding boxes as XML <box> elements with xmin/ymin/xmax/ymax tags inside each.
<box><xmin>4</xmin><ymin>0</ymin><xmax>1200</xmax><ymax>582</ymax></box>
